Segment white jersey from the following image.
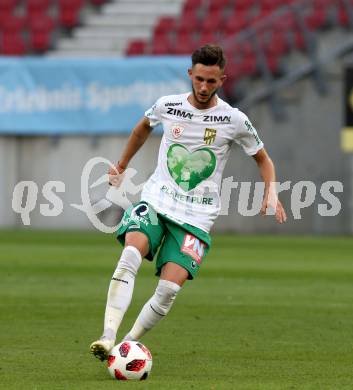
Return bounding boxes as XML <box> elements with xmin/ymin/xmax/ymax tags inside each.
<box><xmin>141</xmin><ymin>92</ymin><xmax>263</xmax><ymax>232</ymax></box>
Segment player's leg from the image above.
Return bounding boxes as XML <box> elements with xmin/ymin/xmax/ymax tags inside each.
<box><xmin>123</xmin><ymin>221</ymin><xmax>210</xmax><ymax>342</ymax></box>
<box><xmin>104</xmin><ymin>231</ymin><xmax>149</xmax><ymax>340</ymax></box>
<box><xmin>90</xmin><ymin>202</ymin><xmax>164</xmax><ymax>361</ymax></box>
<box><xmin>103</xmin><ymin>232</ymin><xmax>148</xmax><ymax>338</ymax></box>
<box><xmin>90</xmin><ymin>231</ymin><xmax>148</xmax><ymax>361</ymax></box>
<box><xmin>123</xmin><ymin>262</ymin><xmax>187</xmax><ymax>341</ymax></box>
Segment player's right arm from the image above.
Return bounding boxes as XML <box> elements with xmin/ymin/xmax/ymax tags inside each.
<box><xmin>108</xmin><ymin>116</ymin><xmax>152</xmax><ymax>186</ymax></box>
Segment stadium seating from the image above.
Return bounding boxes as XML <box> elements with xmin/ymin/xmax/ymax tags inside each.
<box><xmin>1</xmin><ymin>31</ymin><xmax>26</xmax><ymax>55</ymax></box>
<box><xmin>27</xmin><ymin>0</ymin><xmax>50</xmax><ymax>19</ymax></box>
<box><xmin>58</xmin><ymin>0</ymin><xmax>83</xmax><ymax>29</ymax></box>
<box><xmin>223</xmin><ymin>10</ymin><xmax>249</xmax><ymax>36</ymax></box>
<box><xmin>0</xmin><ymin>13</ymin><xmax>26</xmax><ymax>55</ymax></box>
<box><xmin>126</xmin><ymin>39</ymin><xmax>147</xmax><ymax>56</ymax></box>
<box><xmin>0</xmin><ymin>0</ymin><xmax>17</xmax><ymax>15</ymax></box>
<box><xmin>28</xmin><ymin>14</ymin><xmax>56</xmax><ymax>52</ymax></box>
<box><xmin>124</xmin><ymin>0</ymin><xmax>353</xmax><ymax>104</ymax></box>
<box><xmin>0</xmin><ymin>0</ymin><xmax>109</xmax><ymax>55</ymax></box>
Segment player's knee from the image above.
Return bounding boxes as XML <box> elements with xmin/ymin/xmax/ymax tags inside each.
<box><xmin>125</xmin><ymin>232</ymin><xmax>149</xmax><ymax>258</ymax></box>
<box><xmin>114</xmin><ymin>246</ymin><xmax>142</xmax><ymax>278</ymax></box>
<box><xmin>151</xmin><ymin>279</ymin><xmax>181</xmax><ymax>316</ymax></box>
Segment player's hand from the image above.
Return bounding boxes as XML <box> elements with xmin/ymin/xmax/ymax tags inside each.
<box><xmin>274</xmin><ymin>199</ymin><xmax>287</xmax><ymax>224</ymax></box>
<box><xmin>108</xmin><ymin>162</ymin><xmax>125</xmax><ymax>188</ymax></box>
<box><xmin>260</xmin><ymin>195</ymin><xmax>287</xmax><ymax>224</ymax></box>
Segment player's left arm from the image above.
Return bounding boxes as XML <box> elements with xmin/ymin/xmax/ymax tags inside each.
<box><xmin>252</xmin><ymin>148</ymin><xmax>287</xmax><ymax>224</ymax></box>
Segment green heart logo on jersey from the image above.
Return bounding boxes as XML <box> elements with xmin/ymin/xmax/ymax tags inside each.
<box><xmin>167</xmin><ymin>144</ymin><xmax>216</xmax><ymax>191</ymax></box>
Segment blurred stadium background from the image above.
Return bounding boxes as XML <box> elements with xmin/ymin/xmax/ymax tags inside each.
<box><xmin>0</xmin><ymin>0</ymin><xmax>352</xmax><ymax>234</ymax></box>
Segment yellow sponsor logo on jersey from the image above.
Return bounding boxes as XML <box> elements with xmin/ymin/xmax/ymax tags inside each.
<box><xmin>204</xmin><ymin>128</ymin><xmax>217</xmax><ymax>145</ymax></box>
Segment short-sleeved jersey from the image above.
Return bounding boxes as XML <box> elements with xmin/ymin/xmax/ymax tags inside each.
<box><xmin>140</xmin><ymin>92</ymin><xmax>263</xmax><ymax>233</ymax></box>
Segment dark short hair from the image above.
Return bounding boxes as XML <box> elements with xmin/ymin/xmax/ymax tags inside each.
<box><xmin>191</xmin><ymin>44</ymin><xmax>226</xmax><ymax>70</ymax></box>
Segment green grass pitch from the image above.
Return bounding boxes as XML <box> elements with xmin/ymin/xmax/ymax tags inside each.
<box><xmin>1</xmin><ymin>230</ymin><xmax>353</xmax><ymax>389</ymax></box>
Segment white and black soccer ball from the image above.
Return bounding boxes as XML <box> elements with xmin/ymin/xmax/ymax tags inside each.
<box><xmin>107</xmin><ymin>341</ymin><xmax>153</xmax><ymax>381</ymax></box>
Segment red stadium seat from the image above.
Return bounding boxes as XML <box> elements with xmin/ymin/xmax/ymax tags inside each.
<box><xmin>174</xmin><ymin>28</ymin><xmax>195</xmax><ymax>46</ymax></box>
<box><xmin>28</xmin><ymin>14</ymin><xmax>55</xmax><ymax>52</ymax></box>
<box><xmin>179</xmin><ymin>3</ymin><xmax>202</xmax><ymax>23</ymax></box>
<box><xmin>239</xmin><ymin>55</ymin><xmax>258</xmax><ymax>76</ymax></box>
<box><xmin>207</xmin><ymin>0</ymin><xmax>229</xmax><ymax>13</ymax></box>
<box><xmin>151</xmin><ymin>35</ymin><xmax>171</xmax><ymax>54</ymax></box>
<box><xmin>237</xmin><ymin>41</ymin><xmax>255</xmax><ymax>58</ymax></box>
<box><xmin>59</xmin><ymin>8</ymin><xmax>80</xmax><ymax>28</ymax></box>
<box><xmin>27</xmin><ymin>0</ymin><xmax>50</xmax><ymax>18</ymax></box>
<box><xmin>58</xmin><ymin>0</ymin><xmax>83</xmax><ymax>28</ymax></box>
<box><xmin>180</xmin><ymin>7</ymin><xmax>202</xmax><ymax>27</ymax></box>
<box><xmin>29</xmin><ymin>29</ymin><xmax>52</xmax><ymax>52</ymax></box>
<box><xmin>195</xmin><ymin>31</ymin><xmax>220</xmax><ymax>47</ymax></box>
<box><xmin>266</xmin><ymin>55</ymin><xmax>282</xmax><ymax>75</ymax></box>
<box><xmin>58</xmin><ymin>0</ymin><xmax>83</xmax><ymax>8</ymax></box>
<box><xmin>153</xmin><ymin>33</ymin><xmax>173</xmax><ymax>53</ymax></box>
<box><xmin>338</xmin><ymin>6</ymin><xmax>350</xmax><ymax>27</ymax></box>
<box><xmin>0</xmin><ymin>12</ymin><xmax>10</xmax><ymax>30</ymax></box>
<box><xmin>200</xmin><ymin>9</ymin><xmax>224</xmax><ymax>32</ymax></box>
<box><xmin>0</xmin><ymin>14</ymin><xmax>25</xmax><ymax>33</ymax></box>
<box><xmin>305</xmin><ymin>9</ymin><xmax>327</xmax><ymax>30</ymax></box>
<box><xmin>59</xmin><ymin>8</ymin><xmax>81</xmax><ymax>28</ymax></box>
<box><xmin>226</xmin><ymin>41</ymin><xmax>257</xmax><ymax>77</ymax></box>
<box><xmin>223</xmin><ymin>11</ymin><xmax>248</xmax><ymax>36</ymax></box>
<box><xmin>182</xmin><ymin>0</ymin><xmax>203</xmax><ymax>13</ymax></box>
<box><xmin>0</xmin><ymin>31</ymin><xmax>26</xmax><ymax>55</ymax></box>
<box><xmin>154</xmin><ymin>16</ymin><xmax>176</xmax><ymax>37</ymax></box>
<box><xmin>294</xmin><ymin>31</ymin><xmax>305</xmax><ymax>50</ymax></box>
<box><xmin>174</xmin><ymin>14</ymin><xmax>200</xmax><ymax>38</ymax></box>
<box><xmin>234</xmin><ymin>0</ymin><xmax>256</xmax><ymax>11</ymax></box>
<box><xmin>172</xmin><ymin>39</ymin><xmax>196</xmax><ymax>55</ymax></box>
<box><xmin>126</xmin><ymin>39</ymin><xmax>147</xmax><ymax>56</ymax></box>
<box><xmin>249</xmin><ymin>10</ymin><xmax>273</xmax><ymax>27</ymax></box>
<box><xmin>224</xmin><ymin>60</ymin><xmax>243</xmax><ymax>82</ymax></box>
<box><xmin>225</xmin><ymin>55</ymin><xmax>257</xmax><ymax>80</ymax></box>
<box><xmin>260</xmin><ymin>0</ymin><xmax>282</xmax><ymax>12</ymax></box>
<box><xmin>261</xmin><ymin>33</ymin><xmax>289</xmax><ymax>57</ymax></box>
<box><xmin>174</xmin><ymin>33</ymin><xmax>196</xmax><ymax>52</ymax></box>
<box><xmin>221</xmin><ymin>82</ymin><xmax>237</xmax><ymax>100</ymax></box>
<box><xmin>0</xmin><ymin>0</ymin><xmax>17</xmax><ymax>14</ymax></box>
<box><xmin>272</xmin><ymin>12</ymin><xmax>297</xmax><ymax>33</ymax></box>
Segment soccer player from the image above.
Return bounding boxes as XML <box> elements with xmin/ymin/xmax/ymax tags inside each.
<box><xmin>90</xmin><ymin>44</ymin><xmax>287</xmax><ymax>361</ymax></box>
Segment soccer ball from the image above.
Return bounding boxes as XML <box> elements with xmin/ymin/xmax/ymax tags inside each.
<box><xmin>107</xmin><ymin>341</ymin><xmax>152</xmax><ymax>381</ymax></box>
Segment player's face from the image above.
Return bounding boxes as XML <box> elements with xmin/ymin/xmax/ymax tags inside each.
<box><xmin>188</xmin><ymin>64</ymin><xmax>226</xmax><ymax>108</ymax></box>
